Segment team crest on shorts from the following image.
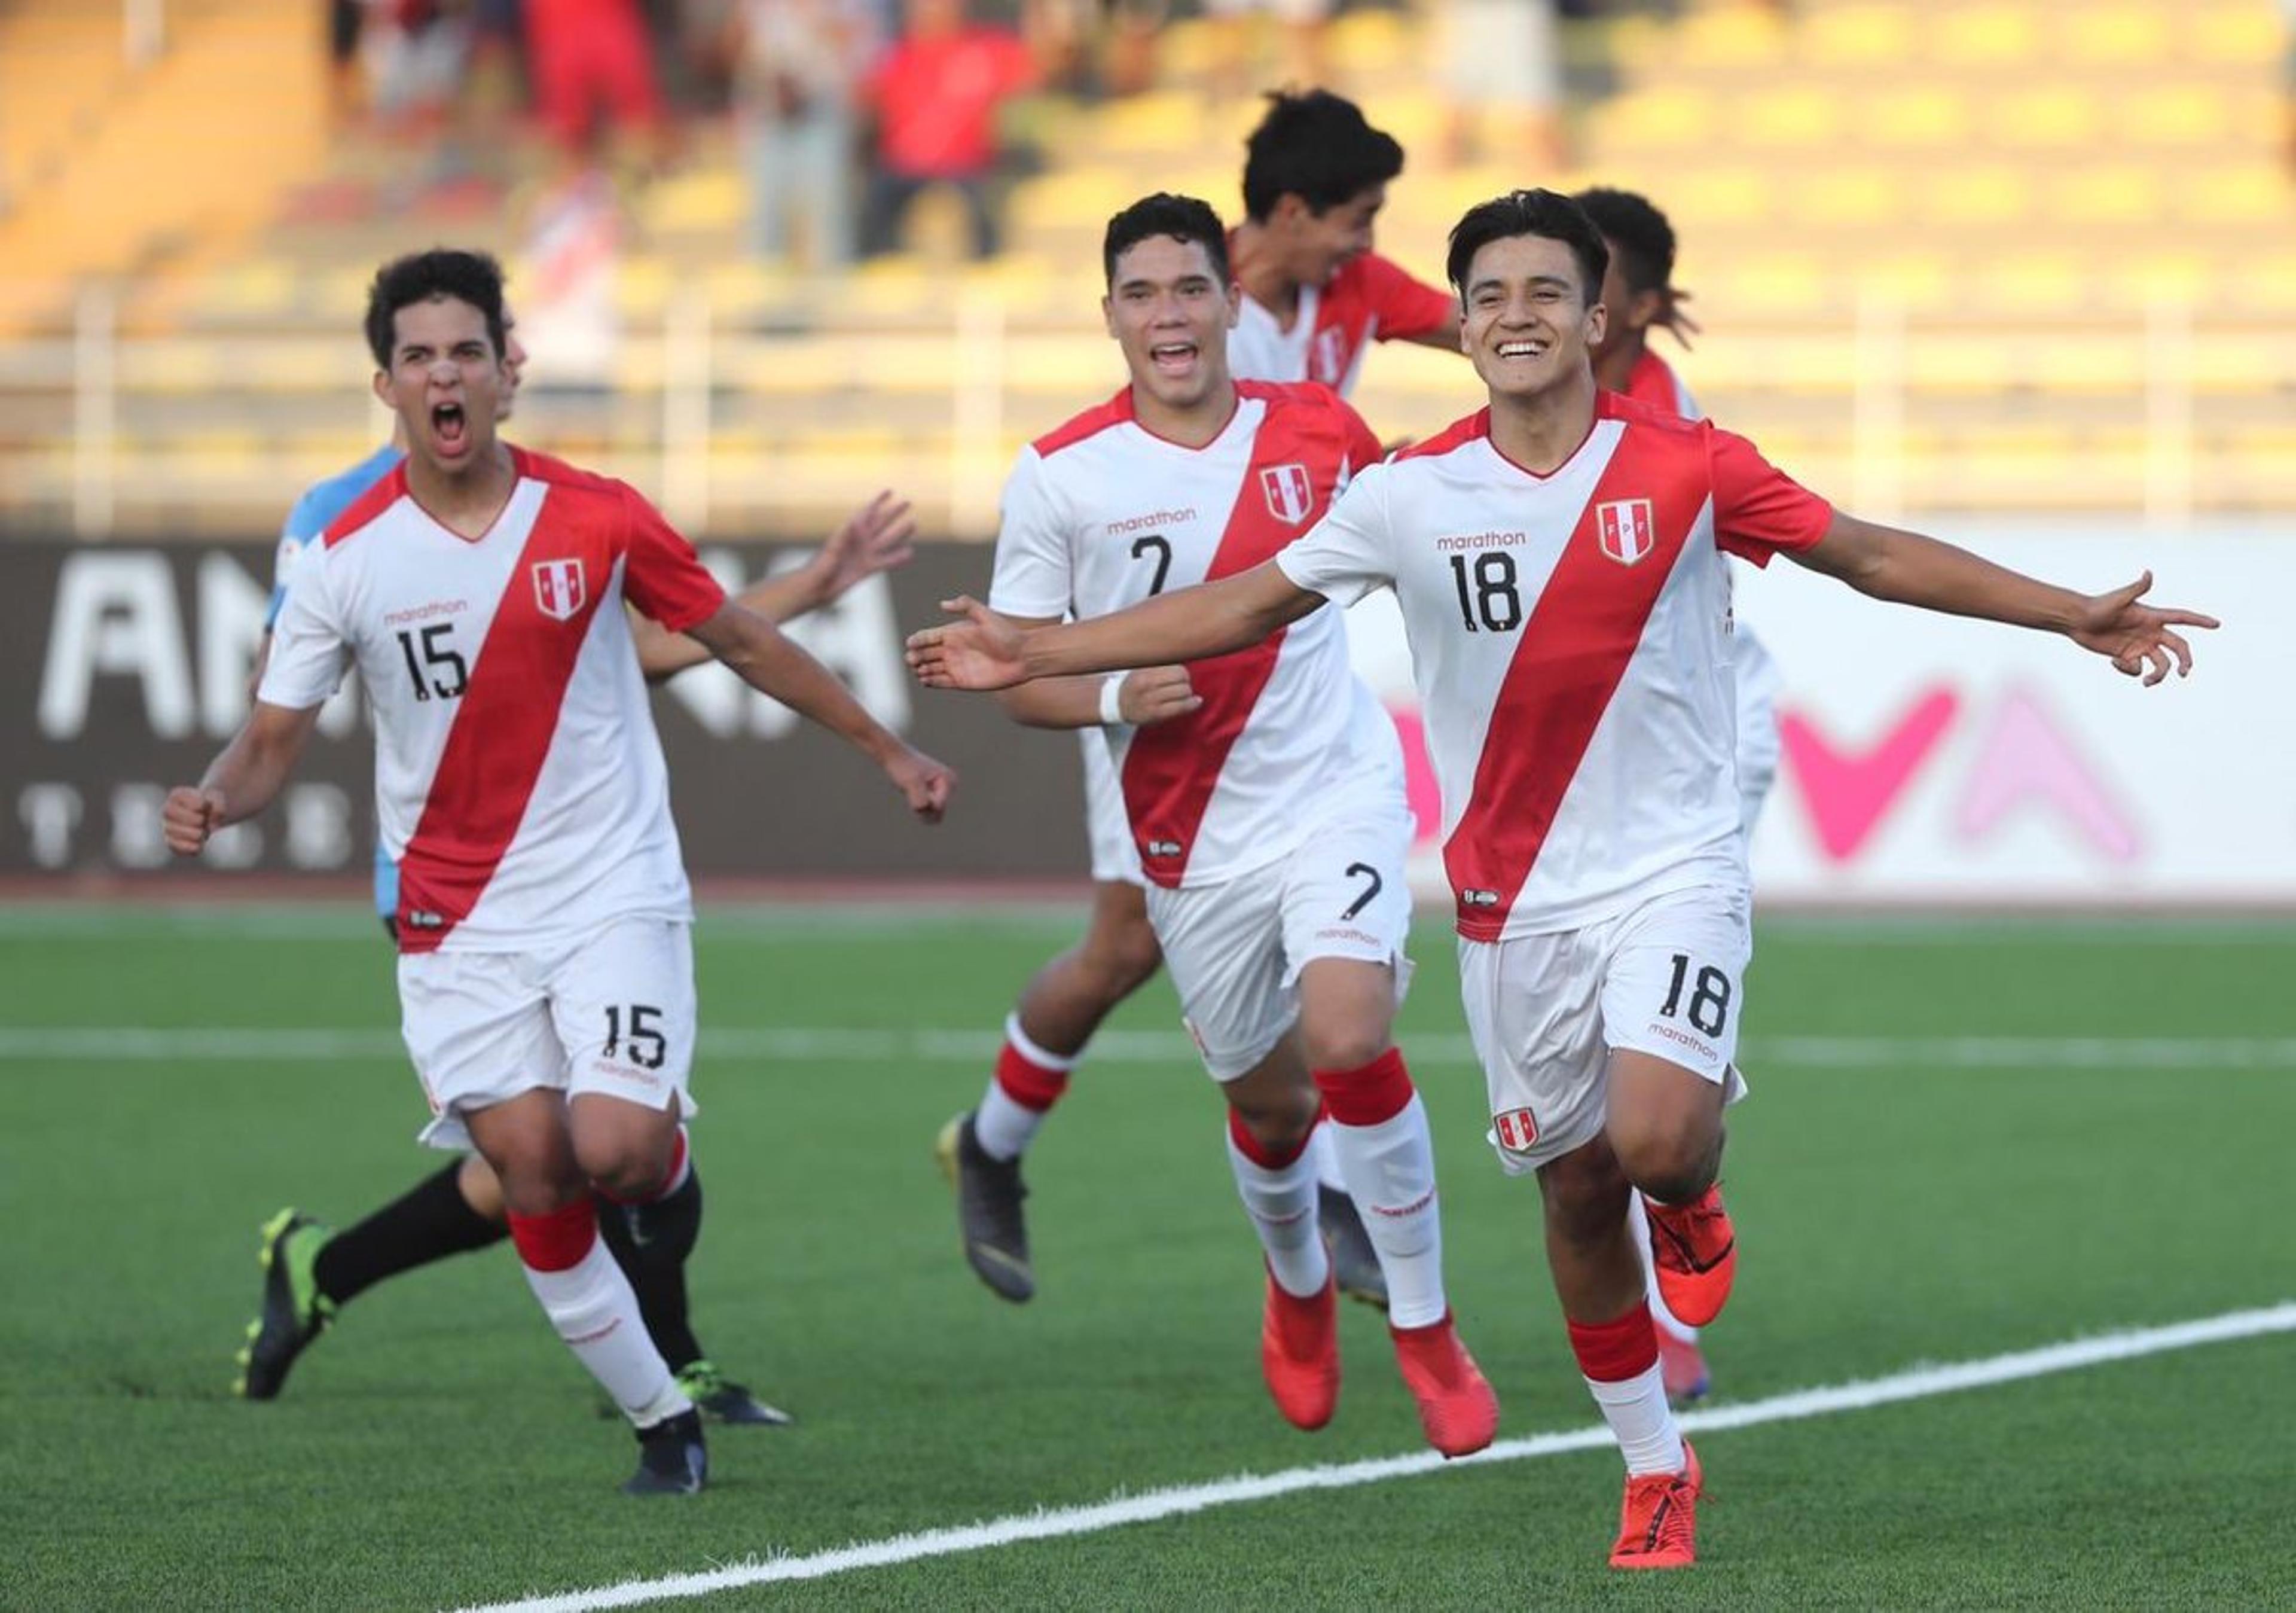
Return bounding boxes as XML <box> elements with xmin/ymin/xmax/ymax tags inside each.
<box><xmin>1260</xmin><ymin>463</ymin><xmax>1314</xmax><ymax>525</ymax></box>
<box><xmin>1595</xmin><ymin>499</ymin><xmax>1656</xmax><ymax>566</ymax></box>
<box><xmin>1493</xmin><ymin>1106</ymin><xmax>1540</xmax><ymax>1151</ymax></box>
<box><xmin>532</xmin><ymin>558</ymin><xmax>587</xmax><ymax>621</ymax></box>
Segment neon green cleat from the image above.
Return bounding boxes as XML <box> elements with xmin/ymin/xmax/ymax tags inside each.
<box><xmin>236</xmin><ymin>1209</ymin><xmax>335</xmax><ymax>1401</ymax></box>
<box><xmin>675</xmin><ymin>1359</ymin><xmax>793</xmax><ymax>1427</ymax></box>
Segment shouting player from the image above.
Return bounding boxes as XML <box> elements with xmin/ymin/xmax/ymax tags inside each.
<box><xmin>171</xmin><ymin>248</ymin><xmax>954</xmax><ymax>1495</ymax></box>
<box><xmin>240</xmin><ymin>316</ymin><xmax>919</xmax><ymax>1426</ymax></box>
<box><xmin>939</xmin><ymin>89</ymin><xmax>1459</xmax><ymax>1310</ymax></box>
<box><xmin>946</xmin><ymin>193</ymin><xmax>1497</xmax><ymax>1456</ymax></box>
<box><xmin>907</xmin><ymin>188</ymin><xmax>2213</xmax><ymax>1566</ymax></box>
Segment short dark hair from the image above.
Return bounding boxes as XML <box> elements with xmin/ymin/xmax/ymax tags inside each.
<box><xmin>1103</xmin><ymin>192</ymin><xmax>1232</xmax><ymax>286</ymax></box>
<box><xmin>1240</xmin><ymin>90</ymin><xmax>1405</xmax><ymax>222</ymax></box>
<box><xmin>1445</xmin><ymin>189</ymin><xmax>1610</xmax><ymax>305</ymax></box>
<box><xmin>364</xmin><ymin>248</ymin><xmax>508</xmax><ymax>370</ymax></box>
<box><xmin>1573</xmin><ymin>187</ymin><xmax>1675</xmax><ymax>296</ymax></box>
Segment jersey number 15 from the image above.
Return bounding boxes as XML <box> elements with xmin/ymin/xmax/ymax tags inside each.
<box><xmin>395</xmin><ymin>624</ymin><xmax>469</xmax><ymax>702</ymax></box>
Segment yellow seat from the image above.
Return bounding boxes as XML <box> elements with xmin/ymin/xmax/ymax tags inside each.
<box><xmin>2185</xmin><ymin>7</ymin><xmax>2280</xmax><ymax>66</ymax></box>
<box><xmin>1798</xmin><ymin>3</ymin><xmax>1915</xmax><ymax>71</ymax></box>
<box><xmin>1862</xmin><ymin>87</ymin><xmax>1971</xmax><ymax>150</ymax></box>
<box><xmin>2121</xmin><ymin>86</ymin><xmax>2233</xmax><ymax>148</ymax></box>
<box><xmin>2051</xmin><ymin>165</ymin><xmax>2163</xmax><ymax>227</ymax></box>
<box><xmin>1735</xmin><ymin>86</ymin><xmax>1844</xmax><ymax>148</ymax></box>
<box><xmin>1986</xmin><ymin>86</ymin><xmax>2103</xmax><ymax>150</ymax></box>
<box><xmin>2175</xmin><ymin>164</ymin><xmax>2291</xmax><ymax>227</ymax></box>
<box><xmin>1926</xmin><ymin>4</ymin><xmax>2042</xmax><ymax>67</ymax></box>
<box><xmin>2058</xmin><ymin>5</ymin><xmax>2172</xmax><ymax>68</ymax></box>
<box><xmin>1919</xmin><ymin>167</ymin><xmax>2031</xmax><ymax>226</ymax></box>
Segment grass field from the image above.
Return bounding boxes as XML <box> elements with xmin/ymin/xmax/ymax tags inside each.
<box><xmin>1</xmin><ymin>902</ymin><xmax>2291</xmax><ymax>1611</ymax></box>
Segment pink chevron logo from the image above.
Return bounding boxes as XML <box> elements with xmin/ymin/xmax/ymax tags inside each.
<box><xmin>1779</xmin><ymin>688</ymin><xmax>1961</xmax><ymax>862</ymax></box>
<box><xmin>1953</xmin><ymin>687</ymin><xmax>2140</xmax><ymax>862</ymax></box>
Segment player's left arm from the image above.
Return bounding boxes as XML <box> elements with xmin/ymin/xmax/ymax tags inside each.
<box><xmin>1791</xmin><ymin>512</ymin><xmax>2219</xmax><ymax>685</ymax></box>
<box><xmin>909</xmin><ymin>560</ymin><xmax>1323</xmax><ymax>691</ymax></box>
<box><xmin>631</xmin><ymin>490</ymin><xmax>917</xmax><ymax>682</ymax></box>
<box><xmin>1366</xmin><ymin>254</ymin><xmax>1465</xmax><ymax>354</ymax></box>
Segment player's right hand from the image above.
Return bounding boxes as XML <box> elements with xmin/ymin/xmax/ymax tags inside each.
<box><xmin>162</xmin><ymin>787</ymin><xmax>226</xmax><ymax>856</ymax></box>
<box><xmin>1118</xmin><ymin>666</ymin><xmax>1202</xmax><ymax>726</ymax></box>
<box><xmin>885</xmin><ymin>744</ymin><xmax>955</xmax><ymax>824</ymax></box>
<box><xmin>906</xmin><ymin>596</ymin><xmax>1028</xmax><ymax>691</ymax></box>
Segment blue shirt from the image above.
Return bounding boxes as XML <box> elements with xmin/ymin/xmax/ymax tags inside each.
<box><xmin>268</xmin><ymin>443</ymin><xmax>405</xmax><ymax>919</ymax></box>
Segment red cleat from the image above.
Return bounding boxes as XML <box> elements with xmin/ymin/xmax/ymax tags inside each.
<box><xmin>1642</xmin><ymin>1187</ymin><xmax>1737</xmax><ymax>1327</ymax></box>
<box><xmin>1260</xmin><ymin>1269</ymin><xmax>1339</xmax><ymax>1431</ymax></box>
<box><xmin>1388</xmin><ymin>1312</ymin><xmax>1499</xmax><ymax>1458</ymax></box>
<box><xmin>1608</xmin><ymin>1439</ymin><xmax>1702</xmax><ymax>1569</ymax></box>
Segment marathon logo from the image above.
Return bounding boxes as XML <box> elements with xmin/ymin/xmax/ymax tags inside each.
<box><xmin>1106</xmin><ymin>508</ymin><xmax>1195</xmax><ymax>536</ymax></box>
<box><xmin>1434</xmin><ymin>530</ymin><xmax>1528</xmax><ymax>552</ymax></box>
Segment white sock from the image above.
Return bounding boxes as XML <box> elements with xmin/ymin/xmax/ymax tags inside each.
<box><xmin>1324</xmin><ymin>1093</ymin><xmax>1446</xmax><ymax>1328</ymax></box>
<box><xmin>1225</xmin><ymin>1124</ymin><xmax>1330</xmax><ymax>1300</ymax></box>
<box><xmin>973</xmin><ymin>1013</ymin><xmax>1080</xmax><ymax>1161</ymax></box>
<box><xmin>1308</xmin><ymin>1121</ymin><xmax>1347</xmax><ymax>1194</ymax></box>
<box><xmin>1627</xmin><ymin>1192</ymin><xmax>1701</xmax><ymax>1344</ymax></box>
<box><xmin>521</xmin><ymin>1237</ymin><xmax>691</xmax><ymax>1427</ymax></box>
<box><xmin>1586</xmin><ymin>1361</ymin><xmax>1686</xmax><ymax>1476</ymax></box>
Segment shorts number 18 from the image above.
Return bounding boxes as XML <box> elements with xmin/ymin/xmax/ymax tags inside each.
<box><xmin>1658</xmin><ymin>953</ymin><xmax>1732</xmax><ymax>1038</ymax></box>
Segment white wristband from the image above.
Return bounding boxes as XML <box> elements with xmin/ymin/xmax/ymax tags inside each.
<box><xmin>1098</xmin><ymin>672</ymin><xmax>1128</xmax><ymax>725</ymax></box>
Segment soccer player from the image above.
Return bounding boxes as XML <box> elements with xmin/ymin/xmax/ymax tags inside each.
<box><xmin>947</xmin><ymin>192</ymin><xmax>1498</xmax><ymax>1457</ymax></box>
<box><xmin>906</xmin><ymin>188</ymin><xmax>2213</xmax><ymax>1565</ymax></box>
<box><xmin>939</xmin><ymin>89</ymin><xmax>1457</xmax><ymax>1309</ymax></box>
<box><xmin>239</xmin><ymin>322</ymin><xmax>920</xmax><ymax>1429</ymax></box>
<box><xmin>171</xmin><ymin>248</ymin><xmax>954</xmax><ymax>1495</ymax></box>
<box><xmin>1576</xmin><ymin>182</ymin><xmax>1773</xmax><ymax>1404</ymax></box>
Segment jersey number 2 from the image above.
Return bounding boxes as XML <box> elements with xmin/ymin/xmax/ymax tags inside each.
<box><xmin>1131</xmin><ymin>533</ymin><xmax>1172</xmax><ymax>596</ymax></box>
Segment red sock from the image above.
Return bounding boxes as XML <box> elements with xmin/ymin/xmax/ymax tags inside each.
<box><xmin>995</xmin><ymin>1036</ymin><xmax>1071</xmax><ymax>1112</ymax></box>
<box><xmin>505</xmin><ymin>1199</ymin><xmax>598</xmax><ymax>1273</ymax></box>
<box><xmin>1567</xmin><ymin>1301</ymin><xmax>1660</xmax><ymax>1383</ymax></box>
<box><xmin>1311</xmin><ymin>1046</ymin><xmax>1415</xmax><ymax>1127</ymax></box>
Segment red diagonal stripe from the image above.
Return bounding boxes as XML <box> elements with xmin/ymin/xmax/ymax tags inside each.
<box><xmin>397</xmin><ymin>497</ymin><xmax>613</xmax><ymax>953</ymax></box>
<box><xmin>1120</xmin><ymin>398</ymin><xmax>1338</xmax><ymax>887</ymax></box>
<box><xmin>1444</xmin><ymin>438</ymin><xmax>1714</xmax><ymax>940</ymax></box>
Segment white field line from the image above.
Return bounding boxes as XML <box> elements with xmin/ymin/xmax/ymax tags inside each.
<box><xmin>2</xmin><ymin>1025</ymin><xmax>2294</xmax><ymax>1071</ymax></box>
<box><xmin>451</xmin><ymin>1301</ymin><xmax>2296</xmax><ymax>1613</ymax></box>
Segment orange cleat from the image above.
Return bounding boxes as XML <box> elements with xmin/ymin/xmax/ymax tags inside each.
<box><xmin>1260</xmin><ymin>1268</ymin><xmax>1340</xmax><ymax>1431</ymax></box>
<box><xmin>1388</xmin><ymin>1312</ymin><xmax>1500</xmax><ymax>1458</ymax></box>
<box><xmin>1642</xmin><ymin>1187</ymin><xmax>1737</xmax><ymax>1327</ymax></box>
<box><xmin>1608</xmin><ymin>1439</ymin><xmax>1702</xmax><ymax>1570</ymax></box>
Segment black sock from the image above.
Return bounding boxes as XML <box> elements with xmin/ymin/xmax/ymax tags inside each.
<box><xmin>312</xmin><ymin>1160</ymin><xmax>507</xmax><ymax>1308</ymax></box>
<box><xmin>595</xmin><ymin>1166</ymin><xmax>706</xmax><ymax>1373</ymax></box>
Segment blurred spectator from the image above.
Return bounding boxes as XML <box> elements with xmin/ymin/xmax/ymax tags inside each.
<box><xmin>1434</xmin><ymin>0</ymin><xmax>1565</xmax><ymax>172</ymax></box>
<box><xmin>326</xmin><ymin>0</ymin><xmax>367</xmax><ymax>127</ymax></box>
<box><xmin>859</xmin><ymin>0</ymin><xmax>1039</xmax><ymax>260</ymax></box>
<box><xmin>361</xmin><ymin>0</ymin><xmax>475</xmax><ymax>135</ymax></box>
<box><xmin>522</xmin><ymin>0</ymin><xmax>668</xmax><ymax>166</ymax></box>
<box><xmin>518</xmin><ymin>166</ymin><xmax>625</xmax><ymax>394</ymax></box>
<box><xmin>1202</xmin><ymin>0</ymin><xmax>1330</xmax><ymax>101</ymax></box>
<box><xmin>726</xmin><ymin>0</ymin><xmax>879</xmax><ymax>268</ymax></box>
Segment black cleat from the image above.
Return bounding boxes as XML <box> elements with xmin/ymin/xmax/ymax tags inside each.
<box><xmin>1318</xmin><ymin>1184</ymin><xmax>1390</xmax><ymax>1312</ymax></box>
<box><xmin>935</xmin><ymin>1111</ymin><xmax>1034</xmax><ymax>1303</ymax></box>
<box><xmin>236</xmin><ymin>1209</ymin><xmax>335</xmax><ymax>1400</ymax></box>
<box><xmin>676</xmin><ymin>1360</ymin><xmax>794</xmax><ymax>1428</ymax></box>
<box><xmin>623</xmin><ymin>1408</ymin><xmax>708</xmax><ymax>1496</ymax></box>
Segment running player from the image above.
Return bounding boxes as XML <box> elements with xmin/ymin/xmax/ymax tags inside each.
<box><xmin>239</xmin><ymin>319</ymin><xmax>919</xmax><ymax>1428</ymax></box>
<box><xmin>172</xmin><ymin>248</ymin><xmax>954</xmax><ymax>1494</ymax></box>
<box><xmin>906</xmin><ymin>188</ymin><xmax>2212</xmax><ymax>1565</ymax></box>
<box><xmin>949</xmin><ymin>193</ymin><xmax>1497</xmax><ymax>1456</ymax></box>
<box><xmin>938</xmin><ymin>89</ymin><xmax>1457</xmax><ymax>1309</ymax></box>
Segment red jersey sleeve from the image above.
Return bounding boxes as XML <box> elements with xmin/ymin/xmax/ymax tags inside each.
<box><xmin>1708</xmin><ymin>425</ymin><xmax>1832</xmax><ymax>565</ymax></box>
<box><xmin>1359</xmin><ymin>252</ymin><xmax>1456</xmax><ymax>343</ymax></box>
<box><xmin>621</xmin><ymin>486</ymin><xmax>728</xmax><ymax>632</ymax></box>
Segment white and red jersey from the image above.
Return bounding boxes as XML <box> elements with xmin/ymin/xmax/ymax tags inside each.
<box><xmin>258</xmin><ymin>447</ymin><xmax>728</xmax><ymax>954</ymax></box>
<box><xmin>991</xmin><ymin>380</ymin><xmax>1403</xmax><ymax>889</ymax></box>
<box><xmin>1228</xmin><ymin>248</ymin><xmax>1454</xmax><ymax>397</ymax></box>
<box><xmin>1620</xmin><ymin>347</ymin><xmax>1700</xmax><ymax>421</ymax></box>
<box><xmin>1275</xmin><ymin>392</ymin><xmax>1831</xmax><ymax>940</ymax></box>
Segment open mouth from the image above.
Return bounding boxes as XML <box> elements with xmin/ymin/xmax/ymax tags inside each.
<box><xmin>1495</xmin><ymin>340</ymin><xmax>1549</xmax><ymax>361</ymax></box>
<box><xmin>1148</xmin><ymin>341</ymin><xmax>1198</xmax><ymax>376</ymax></box>
<box><xmin>431</xmin><ymin>401</ymin><xmax>468</xmax><ymax>450</ymax></box>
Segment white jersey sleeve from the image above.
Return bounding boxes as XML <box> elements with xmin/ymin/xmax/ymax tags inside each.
<box><xmin>1274</xmin><ymin>462</ymin><xmax>1397</xmax><ymax>610</ymax></box>
<box><xmin>257</xmin><ymin>545</ymin><xmax>353</xmax><ymax>711</ymax></box>
<box><xmin>987</xmin><ymin>449</ymin><xmax>1074</xmax><ymax>621</ymax></box>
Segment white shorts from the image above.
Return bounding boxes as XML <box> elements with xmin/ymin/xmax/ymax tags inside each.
<box><xmin>1147</xmin><ymin>796</ymin><xmax>1413</xmax><ymax>1082</ymax></box>
<box><xmin>397</xmin><ymin>917</ymin><xmax>699</xmax><ymax>1151</ymax></box>
<box><xmin>1080</xmin><ymin>730</ymin><xmax>1146</xmax><ymax>887</ymax></box>
<box><xmin>1460</xmin><ymin>886</ymin><xmax>1751</xmax><ymax>1176</ymax></box>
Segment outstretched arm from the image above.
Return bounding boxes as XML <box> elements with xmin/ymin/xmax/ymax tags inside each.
<box><xmin>164</xmin><ymin>701</ymin><xmax>326</xmax><ymax>855</ymax></box>
<box><xmin>634</xmin><ymin>490</ymin><xmax>917</xmax><ymax>682</ymax></box>
<box><xmin>1791</xmin><ymin>512</ymin><xmax>2219</xmax><ymax>685</ymax></box>
<box><xmin>908</xmin><ymin>559</ymin><xmax>1323</xmax><ymax>691</ymax></box>
<box><xmin>689</xmin><ymin>600</ymin><xmax>954</xmax><ymax>821</ymax></box>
